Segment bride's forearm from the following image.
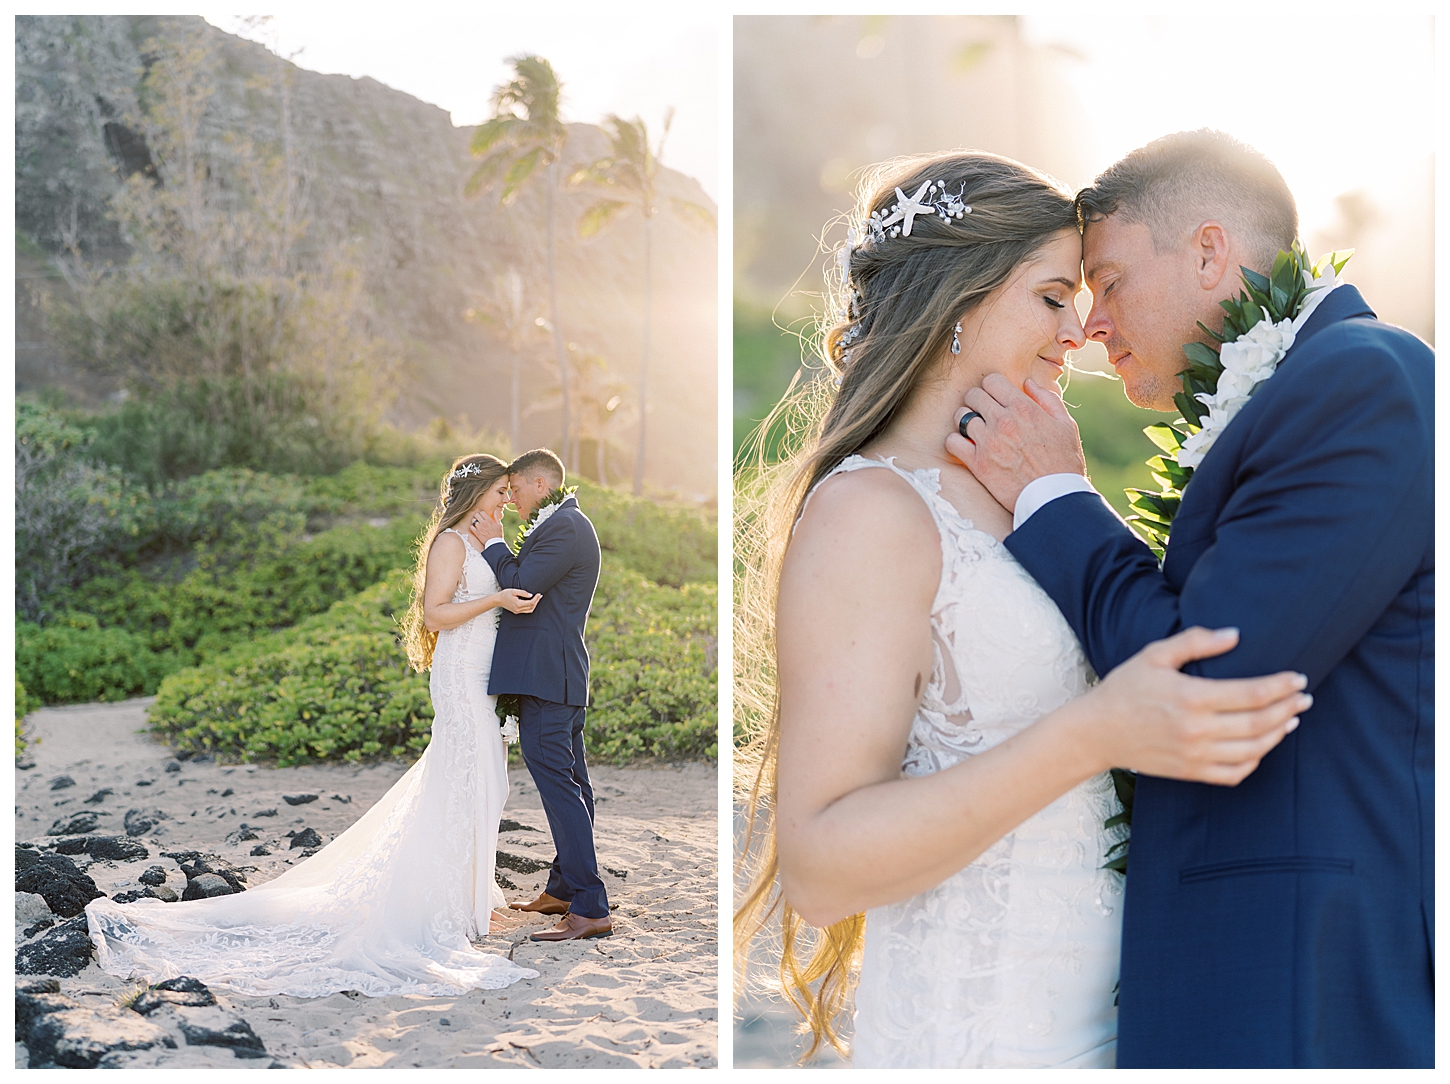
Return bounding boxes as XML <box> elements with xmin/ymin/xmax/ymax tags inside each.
<box><xmin>423</xmin><ymin>596</ymin><xmax>496</xmax><ymax>632</ymax></box>
<box><xmin>779</xmin><ymin>698</ymin><xmax>1104</xmax><ymax>927</ymax></box>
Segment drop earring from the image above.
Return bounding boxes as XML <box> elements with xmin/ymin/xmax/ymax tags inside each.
<box><xmin>951</xmin><ymin>321</ymin><xmax>962</xmax><ymax>355</ymax></box>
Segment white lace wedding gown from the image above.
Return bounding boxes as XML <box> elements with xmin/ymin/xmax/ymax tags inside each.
<box><xmin>86</xmin><ymin>528</ymin><xmax>537</xmax><ymax>997</ymax></box>
<box><xmin>814</xmin><ymin>457</ymin><xmax>1125</xmax><ymax>1068</ymax></box>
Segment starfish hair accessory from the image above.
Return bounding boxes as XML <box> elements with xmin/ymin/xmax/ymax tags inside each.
<box><xmin>450</xmin><ymin>463</ymin><xmax>484</xmax><ymax>480</ymax></box>
<box><xmin>866</xmin><ymin>179</ymin><xmax>972</xmax><ymax>242</ymax></box>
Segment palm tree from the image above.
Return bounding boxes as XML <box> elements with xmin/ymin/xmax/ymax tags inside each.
<box><xmin>465</xmin><ymin>55</ymin><xmax>574</xmax><ymax>465</ymax></box>
<box><xmin>571</xmin><ymin>110</ymin><xmax>714</xmax><ymax>495</ymax></box>
<box><xmin>463</xmin><ymin>267</ymin><xmax>545</xmax><ymax>453</ymax></box>
<box><xmin>525</xmin><ymin>341</ymin><xmax>634</xmax><ymax>484</ymax></box>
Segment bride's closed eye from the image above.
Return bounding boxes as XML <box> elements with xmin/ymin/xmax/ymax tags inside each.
<box><xmin>1043</xmin><ymin>295</ymin><xmax>1065</xmax><ymax>310</ymax></box>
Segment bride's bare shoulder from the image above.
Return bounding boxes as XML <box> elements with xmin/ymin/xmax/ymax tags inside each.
<box><xmin>784</xmin><ymin>465</ymin><xmax>940</xmax><ymax>587</ymax></box>
<box><xmin>428</xmin><ymin>528</ymin><xmax>465</xmax><ymax>560</ymax></box>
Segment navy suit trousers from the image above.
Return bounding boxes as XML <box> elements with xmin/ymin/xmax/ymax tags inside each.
<box><xmin>518</xmin><ymin>695</ymin><xmax>608</xmax><ymax>918</ymax></box>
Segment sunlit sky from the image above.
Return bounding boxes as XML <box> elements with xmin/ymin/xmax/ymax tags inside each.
<box><xmin>1019</xmin><ymin>9</ymin><xmax>1436</xmax><ymax>242</ymax></box>
<box><xmin>200</xmin><ymin>11</ymin><xmax>718</xmax><ymax>202</ymax></box>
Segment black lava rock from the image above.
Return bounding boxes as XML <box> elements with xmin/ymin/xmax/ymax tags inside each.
<box><xmin>49</xmin><ymin>776</ymin><xmax>75</xmax><ymax>791</ymax></box>
<box><xmin>171</xmin><ymin>853</ymin><xmax>248</xmax><ymax>900</ymax></box>
<box><xmin>83</xmin><ymin>788</ymin><xmax>113</xmax><ymax>805</ymax></box>
<box><xmin>496</xmin><ymin>850</ymin><xmax>552</xmax><ymax>875</ymax></box>
<box><xmin>225</xmin><ymin>825</ymin><xmax>260</xmax><ymax>845</ymax></box>
<box><xmin>131</xmin><ymin>975</ymin><xmax>217</xmax><ymax>1015</ymax></box>
<box><xmin>54</xmin><ymin>836</ymin><xmax>91</xmax><ymax>855</ymax></box>
<box><xmin>252</xmin><ymin>808</ymin><xmax>278</xmax><ymax>818</ymax></box>
<box><xmin>164</xmin><ymin>761</ymin><xmax>181</xmax><ymax>773</ymax></box>
<box><xmin>330</xmin><ymin>794</ymin><xmax>352</xmax><ymax>804</ymax></box>
<box><xmin>221</xmin><ymin>787</ymin><xmax>234</xmax><ymax>797</ymax></box>
<box><xmin>287</xmin><ymin>828</ymin><xmax>322</xmax><ymax>849</ymax></box>
<box><xmin>47</xmin><ymin>811</ymin><xmax>106</xmax><ymax>836</ymax></box>
<box><xmin>123</xmin><ymin>808</ymin><xmax>166</xmax><ymax>837</ymax></box>
<box><xmin>249</xmin><ymin>845</ymin><xmax>271</xmax><ymax>856</ymax></box>
<box><xmin>86</xmin><ymin>837</ymin><xmax>150</xmax><ymax>862</ymax></box>
<box><xmin>16</xmin><ymin>979</ymin><xmax>80</xmax><ymax>1034</ymax></box>
<box><xmin>16</xmin><ymin>842</ymin><xmax>43</xmax><ymax>872</ymax></box>
<box><xmin>23</xmin><ymin>919</ymin><xmax>56</xmax><ymax>938</ymax></box>
<box><xmin>15</xmin><ymin>852</ymin><xmax>105</xmax><ymax>918</ymax></box>
<box><xmin>15</xmin><ymin>916</ymin><xmax>97</xmax><ymax>977</ymax></box>
<box><xmin>181</xmin><ymin>874</ymin><xmax>238</xmax><ymax>900</ymax></box>
<box><xmin>282</xmin><ymin>794</ymin><xmax>318</xmax><ymax>806</ymax></box>
<box><xmin>24</xmin><ymin>1003</ymin><xmax>175</xmax><ymax>1067</ymax></box>
<box><xmin>173</xmin><ymin>1006</ymin><xmax>268</xmax><ymax>1058</ymax></box>
<box><xmin>138</xmin><ymin>865</ymin><xmax>168</xmax><ymax>886</ymax></box>
<box><xmin>498</xmin><ymin>819</ymin><xmax>541</xmax><ymax>833</ymax></box>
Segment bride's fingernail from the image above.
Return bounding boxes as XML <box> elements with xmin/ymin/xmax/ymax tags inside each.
<box><xmin>1298</xmin><ymin>693</ymin><xmax>1313</xmax><ymax>710</ymax></box>
<box><xmin>1294</xmin><ymin>673</ymin><xmax>1309</xmax><ymax>689</ymax></box>
<box><xmin>1214</xmin><ymin>627</ymin><xmax>1239</xmax><ymax>640</ymax></box>
<box><xmin>1285</xmin><ymin>717</ymin><xmax>1300</xmax><ymax>733</ymax></box>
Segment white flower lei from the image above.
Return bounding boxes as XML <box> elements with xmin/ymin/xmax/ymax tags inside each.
<box><xmin>1176</xmin><ymin>262</ymin><xmax>1343</xmax><ymax>469</ymax></box>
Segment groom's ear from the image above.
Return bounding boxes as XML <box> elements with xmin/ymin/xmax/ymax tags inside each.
<box><xmin>1192</xmin><ymin>220</ymin><xmax>1232</xmax><ymax>292</ymax></box>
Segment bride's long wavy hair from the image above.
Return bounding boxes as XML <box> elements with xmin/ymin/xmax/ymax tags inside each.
<box><xmin>733</xmin><ymin>151</ymin><xmax>1077</xmax><ymax>1060</ymax></box>
<box><xmin>400</xmin><ymin>453</ymin><xmax>510</xmax><ymax>671</ymax></box>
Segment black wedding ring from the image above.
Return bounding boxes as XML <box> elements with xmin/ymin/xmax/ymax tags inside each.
<box><xmin>958</xmin><ymin>410</ymin><xmax>984</xmax><ymax>439</ymax></box>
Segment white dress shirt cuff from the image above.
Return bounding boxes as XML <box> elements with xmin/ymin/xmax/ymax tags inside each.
<box><xmin>483</xmin><ymin>536</ymin><xmax>508</xmax><ymax>549</ymax></box>
<box><xmin>1013</xmin><ymin>474</ymin><xmax>1099</xmax><ymax>531</ymax></box>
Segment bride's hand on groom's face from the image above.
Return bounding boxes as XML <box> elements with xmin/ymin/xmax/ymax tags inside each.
<box><xmin>945</xmin><ymin>372</ymin><xmax>1087</xmax><ymax>513</ymax></box>
<box><xmin>1085</xmin><ymin>627</ymin><xmax>1311</xmax><ymax>787</ymax></box>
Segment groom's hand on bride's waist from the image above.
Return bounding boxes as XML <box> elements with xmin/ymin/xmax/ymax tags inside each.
<box><xmin>945</xmin><ymin>373</ymin><xmax>1088</xmax><ymax>518</ymax></box>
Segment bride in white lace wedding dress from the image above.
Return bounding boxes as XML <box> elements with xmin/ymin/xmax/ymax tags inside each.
<box><xmin>87</xmin><ymin>455</ymin><xmax>541</xmax><ymax>997</ymax></box>
<box><xmin>734</xmin><ymin>152</ymin><xmax>1307</xmax><ymax>1068</ymax></box>
<box><xmin>815</xmin><ymin>454</ymin><xmax>1123</xmax><ymax>1067</ymax></box>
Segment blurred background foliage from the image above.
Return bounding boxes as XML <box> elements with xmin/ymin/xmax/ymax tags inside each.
<box><xmin>15</xmin><ymin>396</ymin><xmax>717</xmax><ymax>765</ymax></box>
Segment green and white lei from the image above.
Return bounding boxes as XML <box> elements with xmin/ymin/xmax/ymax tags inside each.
<box><xmin>519</xmin><ymin>484</ymin><xmax>578</xmax><ymax>543</ymax></box>
<box><xmin>1124</xmin><ymin>243</ymin><xmax>1353</xmax><ymax>558</ymax></box>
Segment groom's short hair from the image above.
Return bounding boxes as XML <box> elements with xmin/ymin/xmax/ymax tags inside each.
<box><xmin>1076</xmin><ymin>129</ymin><xmax>1297</xmax><ymax>271</ymax></box>
<box><xmin>509</xmin><ymin>448</ymin><xmax>565</xmax><ymax>487</ymax></box>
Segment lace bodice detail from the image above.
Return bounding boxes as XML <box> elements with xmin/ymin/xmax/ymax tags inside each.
<box><xmin>810</xmin><ymin>456</ymin><xmax>1125</xmax><ymax>1068</ymax></box>
<box><xmin>433</xmin><ymin>529</ymin><xmax>501</xmax><ymax>667</ymax></box>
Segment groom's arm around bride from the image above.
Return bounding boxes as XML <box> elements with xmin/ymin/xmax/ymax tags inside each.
<box><xmin>949</xmin><ymin>133</ymin><xmax>1432</xmax><ymax>1068</ymax></box>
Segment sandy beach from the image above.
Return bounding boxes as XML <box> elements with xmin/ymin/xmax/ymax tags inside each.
<box><xmin>15</xmin><ymin>699</ymin><xmax>717</xmax><ymax>1068</ymax></box>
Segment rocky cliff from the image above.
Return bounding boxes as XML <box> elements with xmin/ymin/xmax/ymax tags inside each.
<box><xmin>16</xmin><ymin>15</ymin><xmax>717</xmax><ymax>498</ymax></box>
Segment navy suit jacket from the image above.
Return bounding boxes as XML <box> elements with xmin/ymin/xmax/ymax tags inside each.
<box><xmin>483</xmin><ymin>496</ymin><xmax>601</xmax><ymax>707</ymax></box>
<box><xmin>1005</xmin><ymin>286</ymin><xmax>1433</xmax><ymax>1068</ymax></box>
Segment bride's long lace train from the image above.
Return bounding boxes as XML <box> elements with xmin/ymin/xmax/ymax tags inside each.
<box><xmin>86</xmin><ymin>534</ymin><xmax>535</xmax><ymax>997</ymax></box>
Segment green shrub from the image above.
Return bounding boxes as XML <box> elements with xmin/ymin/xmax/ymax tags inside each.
<box><xmin>16</xmin><ymin>679</ymin><xmax>42</xmax><ymax>759</ymax></box>
<box><xmin>577</xmin><ymin>481</ymin><xmax>716</xmax><ymax>587</ymax></box>
<box><xmin>16</xmin><ymin>613</ymin><xmax>172</xmax><ymax>704</ymax></box>
<box><xmin>50</xmin><ymin>517</ymin><xmax>421</xmax><ymax>678</ymax></box>
<box><xmin>584</xmin><ymin>565</ymin><xmax>718</xmax><ymax>761</ymax></box>
<box><xmin>78</xmin><ymin>373</ymin><xmax>377</xmax><ymax>486</ymax></box>
<box><xmin>15</xmin><ymin>402</ymin><xmax>151</xmax><ymax>619</ymax></box>
<box><xmin>149</xmin><ymin>557</ymin><xmax>716</xmax><ymax>766</ymax></box>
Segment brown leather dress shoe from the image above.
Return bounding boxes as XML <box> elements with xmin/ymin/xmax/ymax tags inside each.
<box><xmin>528</xmin><ymin>912</ymin><xmax>613</xmax><ymax>941</ymax></box>
<box><xmin>509</xmin><ymin>892</ymin><xmax>569</xmax><ymax>915</ymax></box>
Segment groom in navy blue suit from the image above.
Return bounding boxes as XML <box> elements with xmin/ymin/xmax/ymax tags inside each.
<box><xmin>472</xmin><ymin>448</ymin><xmax>611</xmax><ymax>941</ymax></box>
<box><xmin>947</xmin><ymin>132</ymin><xmax>1432</xmax><ymax>1067</ymax></box>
